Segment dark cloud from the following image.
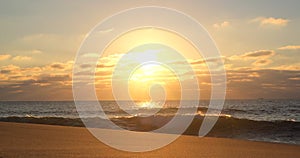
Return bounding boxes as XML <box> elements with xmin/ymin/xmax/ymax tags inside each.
<box><xmin>39</xmin><ymin>74</ymin><xmax>70</xmax><ymax>82</ymax></box>
<box><xmin>74</xmin><ymin>71</ymin><xmax>94</xmax><ymax>76</ymax></box>
<box><xmin>97</xmin><ymin>64</ymin><xmax>114</xmax><ymax>68</ymax></box>
<box><xmin>243</xmin><ymin>50</ymin><xmax>275</xmax><ymax>58</ymax></box>
<box><xmin>190</xmin><ymin>57</ymin><xmax>224</xmax><ymax>65</ymax></box>
<box><xmin>255</xmin><ymin>60</ymin><xmax>268</xmax><ymax>64</ymax></box>
<box><xmin>252</xmin><ymin>59</ymin><xmax>272</xmax><ymax>66</ymax></box>
<box><xmin>0</xmin><ymin>69</ymin><xmax>11</xmax><ymax>74</ymax></box>
<box><xmin>50</xmin><ymin>63</ymin><xmax>65</xmax><ymax>69</ymax></box>
<box><xmin>80</xmin><ymin>64</ymin><xmax>92</xmax><ymax>69</ymax></box>
<box><xmin>0</xmin><ymin>75</ymin><xmax>72</xmax><ymax>100</ymax></box>
<box><xmin>226</xmin><ymin>69</ymin><xmax>300</xmax><ymax>99</ymax></box>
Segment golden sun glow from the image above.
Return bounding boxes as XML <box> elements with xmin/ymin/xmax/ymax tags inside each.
<box><xmin>128</xmin><ymin>63</ymin><xmax>180</xmax><ymax>102</ymax></box>
<box><xmin>102</xmin><ymin>28</ymin><xmax>201</xmax><ymax>60</ymax></box>
<box><xmin>95</xmin><ymin>28</ymin><xmax>206</xmax><ymax>101</ymax></box>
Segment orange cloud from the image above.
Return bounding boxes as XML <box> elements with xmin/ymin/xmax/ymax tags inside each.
<box><xmin>252</xmin><ymin>59</ymin><xmax>272</xmax><ymax>66</ymax></box>
<box><xmin>242</xmin><ymin>50</ymin><xmax>275</xmax><ymax>58</ymax></box>
<box><xmin>31</xmin><ymin>49</ymin><xmax>43</xmax><ymax>54</ymax></box>
<box><xmin>252</xmin><ymin>17</ymin><xmax>289</xmax><ymax>27</ymax></box>
<box><xmin>278</xmin><ymin>45</ymin><xmax>300</xmax><ymax>50</ymax></box>
<box><xmin>0</xmin><ymin>46</ymin><xmax>299</xmax><ymax>100</ymax></box>
<box><xmin>228</xmin><ymin>50</ymin><xmax>275</xmax><ymax>65</ymax></box>
<box><xmin>213</xmin><ymin>21</ymin><xmax>230</xmax><ymax>29</ymax></box>
<box><xmin>0</xmin><ymin>54</ymin><xmax>11</xmax><ymax>61</ymax></box>
<box><xmin>0</xmin><ymin>60</ymin><xmax>75</xmax><ymax>100</ymax></box>
<box><xmin>12</xmin><ymin>56</ymin><xmax>32</xmax><ymax>61</ymax></box>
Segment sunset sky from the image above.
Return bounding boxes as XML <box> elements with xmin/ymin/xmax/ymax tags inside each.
<box><xmin>0</xmin><ymin>0</ymin><xmax>300</xmax><ymax>100</ymax></box>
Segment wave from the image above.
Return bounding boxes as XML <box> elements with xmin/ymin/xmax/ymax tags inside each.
<box><xmin>0</xmin><ymin>116</ymin><xmax>84</xmax><ymax>127</ymax></box>
<box><xmin>0</xmin><ymin>115</ymin><xmax>299</xmax><ymax>145</ymax></box>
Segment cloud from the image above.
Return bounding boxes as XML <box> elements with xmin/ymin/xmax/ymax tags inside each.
<box><xmin>278</xmin><ymin>45</ymin><xmax>300</xmax><ymax>50</ymax></box>
<box><xmin>80</xmin><ymin>64</ymin><xmax>92</xmax><ymax>69</ymax></box>
<box><xmin>252</xmin><ymin>59</ymin><xmax>272</xmax><ymax>66</ymax></box>
<box><xmin>0</xmin><ymin>69</ymin><xmax>11</xmax><ymax>74</ymax></box>
<box><xmin>243</xmin><ymin>50</ymin><xmax>275</xmax><ymax>58</ymax></box>
<box><xmin>12</xmin><ymin>56</ymin><xmax>32</xmax><ymax>61</ymax></box>
<box><xmin>288</xmin><ymin>77</ymin><xmax>300</xmax><ymax>81</ymax></box>
<box><xmin>0</xmin><ymin>47</ymin><xmax>299</xmax><ymax>100</ymax></box>
<box><xmin>226</xmin><ymin>50</ymin><xmax>276</xmax><ymax>70</ymax></box>
<box><xmin>31</xmin><ymin>49</ymin><xmax>43</xmax><ymax>54</ymax></box>
<box><xmin>44</xmin><ymin>61</ymin><xmax>73</xmax><ymax>71</ymax></box>
<box><xmin>226</xmin><ymin>69</ymin><xmax>300</xmax><ymax>99</ymax></box>
<box><xmin>97</xmin><ymin>28</ymin><xmax>114</xmax><ymax>34</ymax></box>
<box><xmin>213</xmin><ymin>21</ymin><xmax>230</xmax><ymax>29</ymax></box>
<box><xmin>0</xmin><ymin>54</ymin><xmax>11</xmax><ymax>61</ymax></box>
<box><xmin>229</xmin><ymin>50</ymin><xmax>275</xmax><ymax>62</ymax></box>
<box><xmin>9</xmin><ymin>49</ymin><xmax>43</xmax><ymax>55</ymax></box>
<box><xmin>50</xmin><ymin>63</ymin><xmax>65</xmax><ymax>69</ymax></box>
<box><xmin>271</xmin><ymin>64</ymin><xmax>300</xmax><ymax>71</ymax></box>
<box><xmin>0</xmin><ymin>60</ymin><xmax>74</xmax><ymax>100</ymax></box>
<box><xmin>38</xmin><ymin>74</ymin><xmax>71</xmax><ymax>83</ymax></box>
<box><xmin>251</xmin><ymin>17</ymin><xmax>289</xmax><ymax>27</ymax></box>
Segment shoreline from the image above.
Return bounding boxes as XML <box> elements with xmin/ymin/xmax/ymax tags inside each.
<box><xmin>0</xmin><ymin>115</ymin><xmax>298</xmax><ymax>145</ymax></box>
<box><xmin>0</xmin><ymin>121</ymin><xmax>299</xmax><ymax>158</ymax></box>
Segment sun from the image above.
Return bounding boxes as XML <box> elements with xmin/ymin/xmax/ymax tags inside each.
<box><xmin>128</xmin><ymin>62</ymin><xmax>179</xmax><ymax>102</ymax></box>
<box><xmin>129</xmin><ymin>63</ymin><xmax>169</xmax><ymax>82</ymax></box>
<box><xmin>95</xmin><ymin>27</ymin><xmax>205</xmax><ymax>101</ymax></box>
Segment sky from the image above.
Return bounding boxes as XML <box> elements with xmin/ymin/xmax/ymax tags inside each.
<box><xmin>0</xmin><ymin>0</ymin><xmax>300</xmax><ymax>100</ymax></box>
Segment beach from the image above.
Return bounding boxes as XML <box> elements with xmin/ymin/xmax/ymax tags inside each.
<box><xmin>0</xmin><ymin>122</ymin><xmax>299</xmax><ymax>158</ymax></box>
<box><xmin>1</xmin><ymin>1</ymin><xmax>300</xmax><ymax>158</ymax></box>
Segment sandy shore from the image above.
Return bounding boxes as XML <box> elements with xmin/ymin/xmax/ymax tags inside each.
<box><xmin>0</xmin><ymin>122</ymin><xmax>299</xmax><ymax>158</ymax></box>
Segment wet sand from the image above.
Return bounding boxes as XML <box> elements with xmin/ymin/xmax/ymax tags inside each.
<box><xmin>0</xmin><ymin>122</ymin><xmax>299</xmax><ymax>158</ymax></box>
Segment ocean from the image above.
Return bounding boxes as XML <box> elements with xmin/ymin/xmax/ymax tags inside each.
<box><xmin>0</xmin><ymin>99</ymin><xmax>299</xmax><ymax>145</ymax></box>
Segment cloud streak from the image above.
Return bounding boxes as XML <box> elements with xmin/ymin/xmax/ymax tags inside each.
<box><xmin>252</xmin><ymin>17</ymin><xmax>289</xmax><ymax>27</ymax></box>
<box><xmin>243</xmin><ymin>50</ymin><xmax>275</xmax><ymax>58</ymax></box>
<box><xmin>278</xmin><ymin>45</ymin><xmax>300</xmax><ymax>50</ymax></box>
<box><xmin>213</xmin><ymin>21</ymin><xmax>230</xmax><ymax>29</ymax></box>
<box><xmin>0</xmin><ymin>54</ymin><xmax>11</xmax><ymax>61</ymax></box>
<box><xmin>12</xmin><ymin>56</ymin><xmax>32</xmax><ymax>61</ymax></box>
<box><xmin>252</xmin><ymin>59</ymin><xmax>272</xmax><ymax>66</ymax></box>
<box><xmin>0</xmin><ymin>48</ymin><xmax>299</xmax><ymax>100</ymax></box>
